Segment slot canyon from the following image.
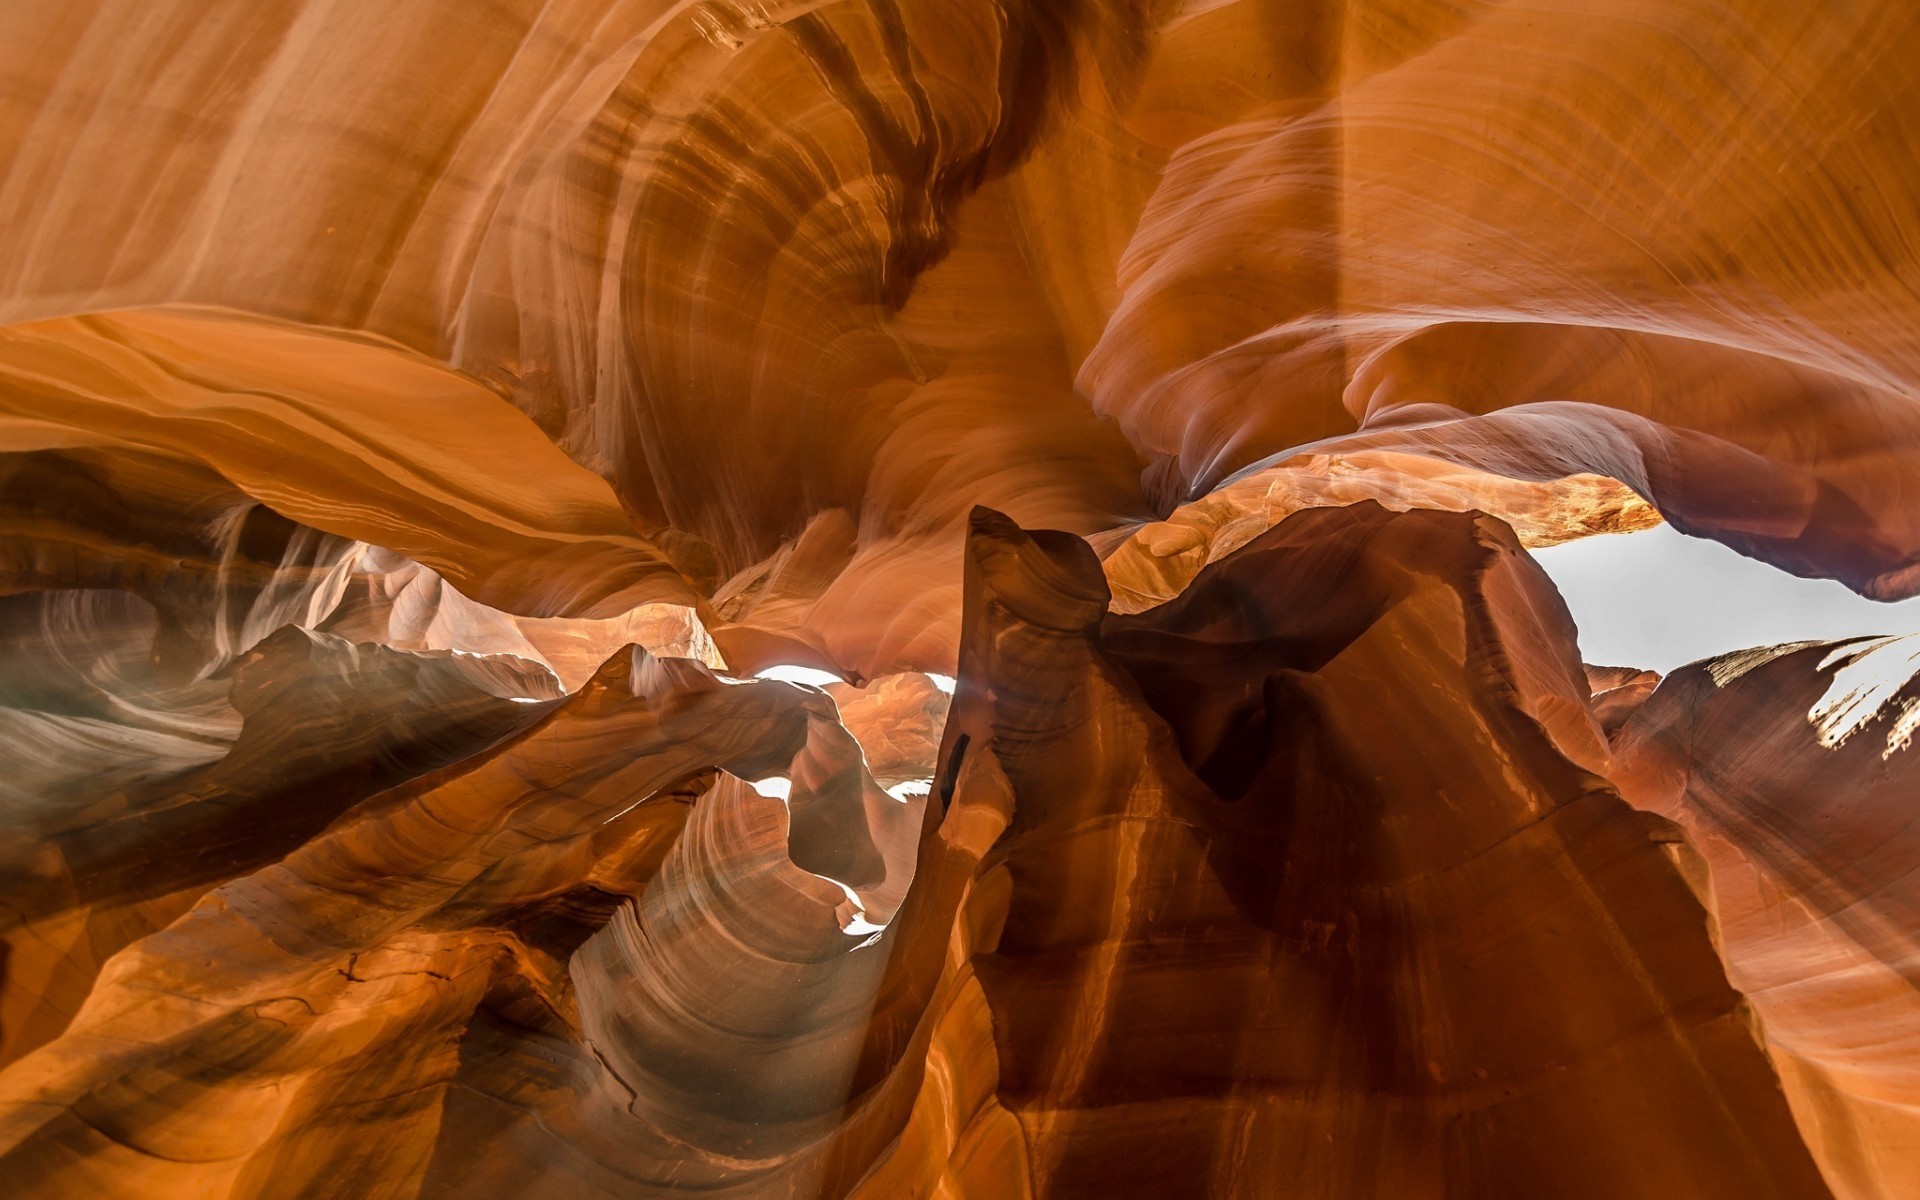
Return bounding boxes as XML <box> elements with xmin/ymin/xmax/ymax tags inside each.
<box><xmin>1</xmin><ymin>1</ymin><xmax>1918</xmax><ymax>1196</ymax></box>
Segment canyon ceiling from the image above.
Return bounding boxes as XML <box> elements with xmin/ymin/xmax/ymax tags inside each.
<box><xmin>1</xmin><ymin>0</ymin><xmax>1918</xmax><ymax>1196</ymax></box>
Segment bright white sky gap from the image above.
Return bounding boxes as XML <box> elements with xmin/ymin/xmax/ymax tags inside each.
<box><xmin>755</xmin><ymin>665</ymin><xmax>843</xmax><ymax>687</ymax></box>
<box><xmin>1529</xmin><ymin>524</ymin><xmax>1920</xmax><ymax>673</ymax></box>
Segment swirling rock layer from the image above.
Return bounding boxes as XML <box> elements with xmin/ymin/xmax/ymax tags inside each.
<box><xmin>3</xmin><ymin>0</ymin><xmax>1920</xmax><ymax>1196</ymax></box>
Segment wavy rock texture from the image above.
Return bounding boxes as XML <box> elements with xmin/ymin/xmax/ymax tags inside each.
<box><xmin>902</xmin><ymin>506</ymin><xmax>1826</xmax><ymax>1197</ymax></box>
<box><xmin>1611</xmin><ymin>639</ymin><xmax>1920</xmax><ymax>1200</ymax></box>
<box><xmin>1</xmin><ymin>0</ymin><xmax>1918</xmax><ymax>1196</ymax></box>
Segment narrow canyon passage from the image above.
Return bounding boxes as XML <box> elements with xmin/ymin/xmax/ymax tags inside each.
<box><xmin>2</xmin><ymin>1</ymin><xmax>1919</xmax><ymax>1196</ymax></box>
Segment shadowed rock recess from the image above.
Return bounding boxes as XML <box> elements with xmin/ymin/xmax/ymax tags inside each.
<box><xmin>1</xmin><ymin>1</ymin><xmax>1917</xmax><ymax>1196</ymax></box>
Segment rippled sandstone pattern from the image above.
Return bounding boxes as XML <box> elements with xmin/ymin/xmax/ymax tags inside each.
<box><xmin>2</xmin><ymin>0</ymin><xmax>1919</xmax><ymax>1196</ymax></box>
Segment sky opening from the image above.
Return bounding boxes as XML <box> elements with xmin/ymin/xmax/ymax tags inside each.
<box><xmin>1530</xmin><ymin>523</ymin><xmax>1920</xmax><ymax>673</ymax></box>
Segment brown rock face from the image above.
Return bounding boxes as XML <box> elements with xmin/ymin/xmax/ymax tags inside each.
<box><xmin>2</xmin><ymin>0</ymin><xmax>1918</xmax><ymax>1196</ymax></box>
<box><xmin>1611</xmin><ymin>640</ymin><xmax>1920</xmax><ymax>1200</ymax></box>
<box><xmin>919</xmin><ymin>506</ymin><xmax>1826</xmax><ymax>1198</ymax></box>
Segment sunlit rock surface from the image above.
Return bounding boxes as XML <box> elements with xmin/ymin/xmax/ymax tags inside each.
<box><xmin>2</xmin><ymin>0</ymin><xmax>1918</xmax><ymax>1195</ymax></box>
<box><xmin>1612</xmin><ymin>638</ymin><xmax>1920</xmax><ymax>1200</ymax></box>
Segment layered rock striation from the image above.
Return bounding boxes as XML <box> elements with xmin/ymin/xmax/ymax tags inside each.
<box><xmin>3</xmin><ymin>0</ymin><xmax>1919</xmax><ymax>1196</ymax></box>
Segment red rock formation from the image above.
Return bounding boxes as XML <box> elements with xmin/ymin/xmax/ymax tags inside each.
<box><xmin>1612</xmin><ymin>638</ymin><xmax>1920</xmax><ymax>1200</ymax></box>
<box><xmin>1</xmin><ymin>0</ymin><xmax>1918</xmax><ymax>1195</ymax></box>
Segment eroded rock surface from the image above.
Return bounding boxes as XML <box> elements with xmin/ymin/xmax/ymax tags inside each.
<box><xmin>2</xmin><ymin>0</ymin><xmax>1919</xmax><ymax>1195</ymax></box>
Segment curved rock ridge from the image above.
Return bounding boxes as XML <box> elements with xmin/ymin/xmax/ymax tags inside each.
<box><xmin>2</xmin><ymin>0</ymin><xmax>1920</xmax><ymax>1195</ymax></box>
<box><xmin>1096</xmin><ymin>455</ymin><xmax>1661</xmax><ymax>614</ymax></box>
<box><xmin>0</xmin><ymin>309</ymin><xmax>700</xmax><ymax>621</ymax></box>
<box><xmin>0</xmin><ymin>645</ymin><xmax>924</xmax><ymax>1197</ymax></box>
<box><xmin>0</xmin><ymin>444</ymin><xmax>361</xmax><ymax>682</ymax></box>
<box><xmin>2</xmin><ymin>0</ymin><xmax>1917</xmax><ymax>679</ymax></box>
<box><xmin>0</xmin><ymin>624</ymin><xmax>559</xmax><ymax>1070</ymax></box>
<box><xmin>317</xmin><ymin>545</ymin><xmax>724</xmax><ymax>694</ymax></box>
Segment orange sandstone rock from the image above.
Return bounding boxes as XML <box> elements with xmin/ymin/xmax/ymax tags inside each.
<box><xmin>0</xmin><ymin>0</ymin><xmax>1917</xmax><ymax>1195</ymax></box>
